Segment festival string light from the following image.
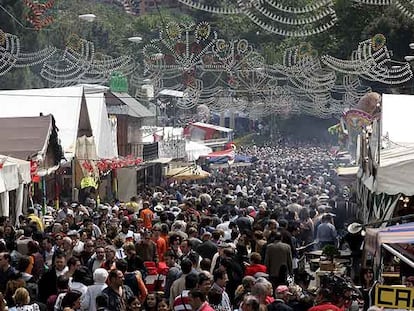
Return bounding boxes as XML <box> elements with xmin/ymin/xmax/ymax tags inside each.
<box><xmin>23</xmin><ymin>0</ymin><xmax>56</xmax><ymax>30</ymax></box>
<box><xmin>40</xmin><ymin>35</ymin><xmax>135</xmax><ymax>86</ymax></box>
<box><xmin>178</xmin><ymin>0</ymin><xmax>337</xmax><ymax>37</ymax></box>
<box><xmin>321</xmin><ymin>34</ymin><xmax>413</xmax><ymax>85</ymax></box>
<box><xmin>0</xmin><ymin>29</ymin><xmax>57</xmax><ymax>76</ymax></box>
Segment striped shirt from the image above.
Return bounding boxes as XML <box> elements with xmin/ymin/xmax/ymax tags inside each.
<box><xmin>173</xmin><ymin>290</ymin><xmax>192</xmax><ymax>311</ymax></box>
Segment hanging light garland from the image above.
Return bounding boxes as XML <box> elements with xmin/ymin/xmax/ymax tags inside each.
<box><xmin>0</xmin><ymin>29</ymin><xmax>57</xmax><ymax>76</ymax></box>
<box><xmin>23</xmin><ymin>0</ymin><xmax>56</xmax><ymax>30</ymax></box>
<box><xmin>321</xmin><ymin>34</ymin><xmax>413</xmax><ymax>85</ymax></box>
<box><xmin>40</xmin><ymin>35</ymin><xmax>135</xmax><ymax>86</ymax></box>
<box><xmin>178</xmin><ymin>0</ymin><xmax>337</xmax><ymax>37</ymax></box>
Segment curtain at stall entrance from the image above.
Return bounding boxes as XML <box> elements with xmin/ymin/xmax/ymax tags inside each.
<box><xmin>14</xmin><ymin>184</ymin><xmax>24</xmax><ymax>225</ymax></box>
<box><xmin>0</xmin><ymin>191</ymin><xmax>9</xmax><ymax>217</ymax></box>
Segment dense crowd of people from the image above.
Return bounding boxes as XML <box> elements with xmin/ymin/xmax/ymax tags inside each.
<box><xmin>0</xmin><ymin>143</ymin><xmax>370</xmax><ymax>311</ymax></box>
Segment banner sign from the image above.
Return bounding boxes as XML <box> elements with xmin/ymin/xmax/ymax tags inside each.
<box><xmin>375</xmin><ymin>285</ymin><xmax>414</xmax><ymax>309</ymax></box>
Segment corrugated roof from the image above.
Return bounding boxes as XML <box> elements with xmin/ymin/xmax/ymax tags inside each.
<box><xmin>0</xmin><ymin>115</ymin><xmax>52</xmax><ymax>160</ymax></box>
<box><xmin>110</xmin><ymin>92</ymin><xmax>155</xmax><ymax>118</ymax></box>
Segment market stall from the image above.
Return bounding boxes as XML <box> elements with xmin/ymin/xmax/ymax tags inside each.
<box><xmin>364</xmin><ymin>222</ymin><xmax>414</xmax><ymax>283</ymax></box>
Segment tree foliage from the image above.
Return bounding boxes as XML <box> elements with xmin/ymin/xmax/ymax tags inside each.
<box><xmin>0</xmin><ymin>0</ymin><xmax>414</xmax><ymax>92</ymax></box>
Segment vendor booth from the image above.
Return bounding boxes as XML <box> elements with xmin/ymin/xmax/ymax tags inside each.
<box><xmin>364</xmin><ymin>222</ymin><xmax>414</xmax><ymax>283</ymax></box>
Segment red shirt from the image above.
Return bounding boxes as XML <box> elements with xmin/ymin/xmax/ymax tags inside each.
<box><xmin>198</xmin><ymin>302</ymin><xmax>215</xmax><ymax>311</ymax></box>
<box><xmin>308</xmin><ymin>303</ymin><xmax>342</xmax><ymax>311</ymax></box>
<box><xmin>245</xmin><ymin>264</ymin><xmax>267</xmax><ymax>276</ymax></box>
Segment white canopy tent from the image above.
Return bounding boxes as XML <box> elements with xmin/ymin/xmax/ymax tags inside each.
<box><xmin>185</xmin><ymin>140</ymin><xmax>212</xmax><ymax>162</ymax></box>
<box><xmin>83</xmin><ymin>85</ymin><xmax>118</xmax><ymax>159</ymax></box>
<box><xmin>362</xmin><ymin>94</ymin><xmax>414</xmax><ymax>195</ymax></box>
<box><xmin>0</xmin><ymin>86</ymin><xmax>92</xmax><ymax>161</ymax></box>
<box><xmin>0</xmin><ymin>156</ymin><xmax>31</xmax><ymax>218</ymax></box>
<box><xmin>369</xmin><ymin>145</ymin><xmax>414</xmax><ymax>195</ymax></box>
<box><xmin>0</xmin><ymin>85</ymin><xmax>118</xmax><ymax>161</ymax></box>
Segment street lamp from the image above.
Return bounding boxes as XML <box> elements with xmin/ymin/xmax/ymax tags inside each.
<box><xmin>78</xmin><ymin>14</ymin><xmax>96</xmax><ymax>22</ymax></box>
<box><xmin>405</xmin><ymin>55</ymin><xmax>414</xmax><ymax>62</ymax></box>
<box><xmin>128</xmin><ymin>36</ymin><xmax>143</xmax><ymax>43</ymax></box>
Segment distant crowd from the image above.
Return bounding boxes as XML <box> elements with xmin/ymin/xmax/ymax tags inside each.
<box><xmin>0</xmin><ymin>142</ymin><xmax>369</xmax><ymax>311</ymax></box>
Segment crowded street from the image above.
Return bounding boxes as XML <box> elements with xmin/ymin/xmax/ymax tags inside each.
<box><xmin>2</xmin><ymin>0</ymin><xmax>414</xmax><ymax>310</ymax></box>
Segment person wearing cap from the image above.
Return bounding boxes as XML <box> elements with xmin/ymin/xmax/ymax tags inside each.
<box><xmin>316</xmin><ymin>214</ymin><xmax>337</xmax><ymax>249</ymax></box>
<box><xmin>267</xmin><ymin>286</ymin><xmax>293</xmax><ymax>311</ymax></box>
<box><xmin>197</xmin><ymin>232</ymin><xmax>218</xmax><ymax>261</ymax></box>
<box><xmin>67</xmin><ymin>230</ymin><xmax>84</xmax><ymax>256</ymax></box>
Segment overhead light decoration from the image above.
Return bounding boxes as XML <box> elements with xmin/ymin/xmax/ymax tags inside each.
<box><xmin>40</xmin><ymin>35</ymin><xmax>135</xmax><ymax>86</ymax></box>
<box><xmin>142</xmin><ymin>21</ymin><xmax>222</xmax><ymax>109</ymax></box>
<box><xmin>354</xmin><ymin>0</ymin><xmax>414</xmax><ymax>20</ymax></box>
<box><xmin>321</xmin><ymin>34</ymin><xmax>413</xmax><ymax>85</ymax></box>
<box><xmin>178</xmin><ymin>0</ymin><xmax>337</xmax><ymax>37</ymax></box>
<box><xmin>23</xmin><ymin>0</ymin><xmax>56</xmax><ymax>30</ymax></box>
<box><xmin>0</xmin><ymin>28</ymin><xmax>57</xmax><ymax>76</ymax></box>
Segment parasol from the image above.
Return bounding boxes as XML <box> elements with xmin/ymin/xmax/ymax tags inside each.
<box><xmin>166</xmin><ymin>165</ymin><xmax>210</xmax><ymax>181</ymax></box>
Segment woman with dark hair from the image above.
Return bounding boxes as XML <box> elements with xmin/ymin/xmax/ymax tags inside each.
<box><xmin>157</xmin><ymin>298</ymin><xmax>170</xmax><ymax>311</ymax></box>
<box><xmin>168</xmin><ymin>235</ymin><xmax>182</xmax><ymax>259</ymax></box>
<box><xmin>60</xmin><ymin>291</ymin><xmax>82</xmax><ymax>311</ymax></box>
<box><xmin>142</xmin><ymin>292</ymin><xmax>157</xmax><ymax>311</ymax></box>
<box><xmin>127</xmin><ymin>296</ymin><xmax>142</xmax><ymax>311</ymax></box>
<box><xmin>360</xmin><ymin>268</ymin><xmax>374</xmax><ymax>311</ymax></box>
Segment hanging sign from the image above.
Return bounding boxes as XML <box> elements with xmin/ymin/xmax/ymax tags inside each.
<box><xmin>375</xmin><ymin>285</ymin><xmax>414</xmax><ymax>309</ymax></box>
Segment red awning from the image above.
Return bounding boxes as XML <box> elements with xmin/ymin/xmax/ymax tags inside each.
<box><xmin>207</xmin><ymin>149</ymin><xmax>235</xmax><ymax>159</ymax></box>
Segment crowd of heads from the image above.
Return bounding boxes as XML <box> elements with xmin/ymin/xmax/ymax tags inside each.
<box><xmin>0</xmin><ymin>142</ymin><xmax>365</xmax><ymax>311</ymax></box>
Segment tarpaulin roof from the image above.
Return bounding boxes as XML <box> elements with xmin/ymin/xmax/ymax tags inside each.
<box><xmin>207</xmin><ymin>149</ymin><xmax>235</xmax><ymax>158</ymax></box>
<box><xmin>107</xmin><ymin>92</ymin><xmax>155</xmax><ymax>118</ymax></box>
<box><xmin>166</xmin><ymin>165</ymin><xmax>210</xmax><ymax>180</ymax></box>
<box><xmin>0</xmin><ymin>115</ymin><xmax>54</xmax><ymax>160</ymax></box>
<box><xmin>84</xmin><ymin>86</ymin><xmax>118</xmax><ymax>159</ymax></box>
<box><xmin>374</xmin><ymin>145</ymin><xmax>414</xmax><ymax>195</ymax></box>
<box><xmin>185</xmin><ymin>141</ymin><xmax>212</xmax><ymax>162</ymax></box>
<box><xmin>0</xmin><ymin>86</ymin><xmax>92</xmax><ymax>160</ymax></box>
<box><xmin>0</xmin><ymin>155</ymin><xmax>31</xmax><ymax>194</ymax></box>
<box><xmin>362</xmin><ymin>94</ymin><xmax>414</xmax><ymax>195</ymax></box>
<box><xmin>365</xmin><ymin>222</ymin><xmax>414</xmax><ymax>255</ymax></box>
<box><xmin>190</xmin><ymin>122</ymin><xmax>233</xmax><ymax>133</ymax></box>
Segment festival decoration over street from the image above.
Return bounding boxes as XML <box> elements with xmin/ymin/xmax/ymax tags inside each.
<box><xmin>0</xmin><ymin>17</ymin><xmax>412</xmax><ymax>119</ymax></box>
<box><xmin>23</xmin><ymin>0</ymin><xmax>56</xmax><ymax>30</ymax></box>
<box><xmin>0</xmin><ymin>28</ymin><xmax>57</xmax><ymax>76</ymax></box>
<box><xmin>40</xmin><ymin>34</ymin><xmax>135</xmax><ymax>86</ymax></box>
<box><xmin>177</xmin><ymin>0</ymin><xmax>338</xmax><ymax>37</ymax></box>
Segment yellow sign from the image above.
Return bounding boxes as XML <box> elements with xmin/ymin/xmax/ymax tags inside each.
<box><xmin>375</xmin><ymin>285</ymin><xmax>414</xmax><ymax>309</ymax></box>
